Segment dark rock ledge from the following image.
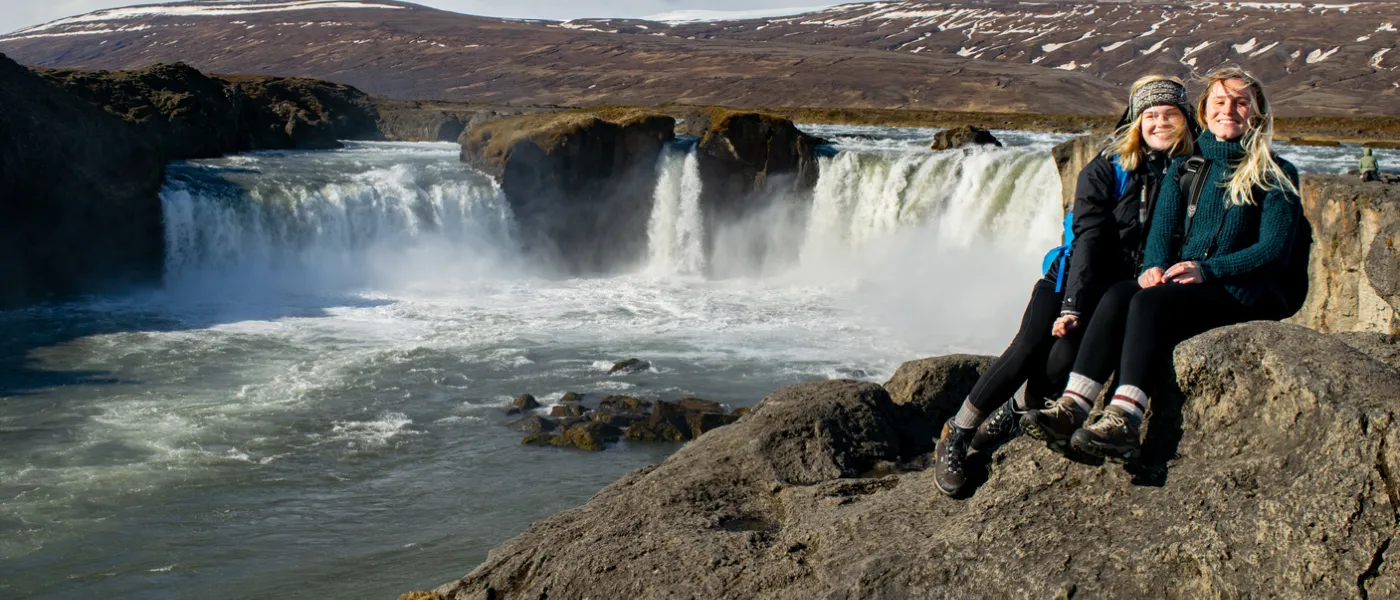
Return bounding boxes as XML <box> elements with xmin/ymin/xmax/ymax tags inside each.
<box><xmin>405</xmin><ymin>322</ymin><xmax>1400</xmax><ymax>599</ymax></box>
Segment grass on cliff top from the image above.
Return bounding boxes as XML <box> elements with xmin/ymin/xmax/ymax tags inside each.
<box><xmin>463</xmin><ymin>105</ymin><xmax>672</xmax><ymax>161</ymax></box>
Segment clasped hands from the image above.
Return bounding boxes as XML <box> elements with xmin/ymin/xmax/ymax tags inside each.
<box><xmin>1053</xmin><ymin>261</ymin><xmax>1203</xmax><ymax>338</ymax></box>
<box><xmin>1139</xmin><ymin>261</ymin><xmax>1203</xmax><ymax>288</ymax></box>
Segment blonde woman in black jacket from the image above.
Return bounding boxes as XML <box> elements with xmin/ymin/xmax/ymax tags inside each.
<box><xmin>932</xmin><ymin>76</ymin><xmax>1197</xmax><ymax>497</ymax></box>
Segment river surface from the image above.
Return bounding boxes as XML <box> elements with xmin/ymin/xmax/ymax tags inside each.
<box><xmin>1</xmin><ymin>126</ymin><xmax>1388</xmax><ymax>599</ymax></box>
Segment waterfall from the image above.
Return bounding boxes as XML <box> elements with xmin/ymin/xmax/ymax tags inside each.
<box><xmin>799</xmin><ymin>146</ymin><xmax>1062</xmax><ymax>266</ymax></box>
<box><xmin>645</xmin><ymin>141</ymin><xmax>706</xmax><ymax>275</ymax></box>
<box><xmin>159</xmin><ymin>144</ymin><xmax>518</xmax><ymax>290</ymax></box>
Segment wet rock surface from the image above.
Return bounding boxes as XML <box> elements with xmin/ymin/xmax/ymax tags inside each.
<box><xmin>432</xmin><ymin>322</ymin><xmax>1400</xmax><ymax>599</ymax></box>
<box><xmin>460</xmin><ymin>108</ymin><xmax>676</xmax><ymax>274</ymax></box>
<box><xmin>607</xmin><ymin>358</ymin><xmax>651</xmax><ymax>374</ymax></box>
<box><xmin>928</xmin><ymin>125</ymin><xmax>1002</xmax><ymax>150</ymax></box>
<box><xmin>675</xmin><ymin>108</ymin><xmax>825</xmax><ymax>271</ymax></box>
<box><xmin>507</xmin><ymin>393</ymin><xmax>737</xmax><ymax>451</ymax></box>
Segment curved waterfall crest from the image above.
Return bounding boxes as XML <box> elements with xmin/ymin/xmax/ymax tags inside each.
<box><xmin>157</xmin><ymin>139</ymin><xmax>1063</xmax><ymax>287</ymax></box>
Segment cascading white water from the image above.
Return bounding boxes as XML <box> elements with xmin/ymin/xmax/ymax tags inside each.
<box><xmin>645</xmin><ymin>141</ymin><xmax>706</xmax><ymax>275</ymax></box>
<box><xmin>800</xmin><ymin>146</ymin><xmax>1062</xmax><ymax>267</ymax></box>
<box><xmin>159</xmin><ymin>143</ymin><xmax>518</xmax><ymax>290</ymax></box>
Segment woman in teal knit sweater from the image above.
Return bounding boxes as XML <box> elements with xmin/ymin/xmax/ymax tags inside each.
<box><xmin>1021</xmin><ymin>66</ymin><xmax>1303</xmax><ymax>459</ymax></box>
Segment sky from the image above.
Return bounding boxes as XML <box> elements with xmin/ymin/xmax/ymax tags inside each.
<box><xmin>0</xmin><ymin>0</ymin><xmax>833</xmax><ymax>34</ymax></box>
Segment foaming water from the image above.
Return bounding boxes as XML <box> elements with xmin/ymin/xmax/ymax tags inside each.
<box><xmin>2</xmin><ymin>135</ymin><xmax>1066</xmax><ymax>599</ymax></box>
<box><xmin>646</xmin><ymin>140</ymin><xmax>706</xmax><ymax>276</ymax></box>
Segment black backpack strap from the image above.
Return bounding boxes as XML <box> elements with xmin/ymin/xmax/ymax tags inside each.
<box><xmin>1172</xmin><ymin>156</ymin><xmax>1211</xmax><ymax>262</ymax></box>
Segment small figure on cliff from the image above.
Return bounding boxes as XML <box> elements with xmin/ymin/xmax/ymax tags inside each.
<box><xmin>1022</xmin><ymin>66</ymin><xmax>1308</xmax><ymax>462</ymax></box>
<box><xmin>1360</xmin><ymin>148</ymin><xmax>1380</xmax><ymax>182</ymax></box>
<box><xmin>931</xmin><ymin>76</ymin><xmax>1199</xmax><ymax>497</ymax></box>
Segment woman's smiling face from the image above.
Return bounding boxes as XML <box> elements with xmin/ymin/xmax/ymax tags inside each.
<box><xmin>1139</xmin><ymin>105</ymin><xmax>1186</xmax><ymax>151</ymax></box>
<box><xmin>1204</xmin><ymin>78</ymin><xmax>1255</xmax><ymax>141</ymax></box>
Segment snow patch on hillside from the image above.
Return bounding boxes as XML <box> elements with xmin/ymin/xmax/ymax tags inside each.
<box><xmin>645</xmin><ymin>6</ymin><xmax>833</xmax><ymax>24</ymax></box>
<box><xmin>14</xmin><ymin>1</ymin><xmax>403</xmax><ymax>35</ymax></box>
<box><xmin>1306</xmin><ymin>46</ymin><xmax>1339</xmax><ymax>63</ymax></box>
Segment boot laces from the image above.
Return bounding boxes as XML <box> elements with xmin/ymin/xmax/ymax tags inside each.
<box><xmin>1088</xmin><ymin>409</ymin><xmax>1128</xmax><ymax>435</ymax></box>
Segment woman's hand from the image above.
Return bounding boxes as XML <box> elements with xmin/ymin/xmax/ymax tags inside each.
<box><xmin>1164</xmin><ymin>261</ymin><xmax>1205</xmax><ymax>284</ymax></box>
<box><xmin>1052</xmin><ymin>314</ymin><xmax>1080</xmax><ymax>338</ymax></box>
<box><xmin>1138</xmin><ymin>266</ymin><xmax>1166</xmax><ymax>288</ymax></box>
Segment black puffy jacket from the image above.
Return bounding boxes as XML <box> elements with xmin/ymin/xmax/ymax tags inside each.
<box><xmin>1058</xmin><ymin>150</ymin><xmax>1173</xmax><ymax>315</ymax></box>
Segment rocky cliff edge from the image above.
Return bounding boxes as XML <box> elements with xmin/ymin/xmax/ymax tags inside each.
<box><xmin>414</xmin><ymin>322</ymin><xmax>1400</xmax><ymax>599</ymax></box>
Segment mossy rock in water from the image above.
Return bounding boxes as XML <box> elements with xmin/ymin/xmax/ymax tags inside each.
<box><xmin>731</xmin><ymin>407</ymin><xmax>752</xmax><ymax>418</ymax></box>
<box><xmin>550</xmin><ymin>402</ymin><xmax>588</xmax><ymax>418</ymax></box>
<box><xmin>521</xmin><ymin>432</ymin><xmax>560</xmax><ymax>446</ymax></box>
<box><xmin>608</xmin><ymin>358</ymin><xmax>651</xmax><ymax>374</ymax></box>
<box><xmin>599</xmin><ymin>395</ymin><xmax>651</xmax><ymax>414</ymax></box>
<box><xmin>557</xmin><ymin>423</ymin><xmax>607</xmax><ymax>451</ymax></box>
<box><xmin>559</xmin><ymin>391</ymin><xmax>584</xmax><ymax>403</ymax></box>
<box><xmin>625</xmin><ymin>420</ymin><xmax>686</xmax><ymax>442</ymax></box>
<box><xmin>398</xmin><ymin>592</ymin><xmax>440</xmax><ymax>600</ymax></box>
<box><xmin>508</xmin><ymin>414</ymin><xmax>557</xmax><ymax>434</ymax></box>
<box><xmin>687</xmin><ymin>412</ymin><xmax>740</xmax><ymax>438</ymax></box>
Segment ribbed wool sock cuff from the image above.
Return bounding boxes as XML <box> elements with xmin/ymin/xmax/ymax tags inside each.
<box><xmin>1109</xmin><ymin>385</ymin><xmax>1148</xmax><ymax>422</ymax></box>
<box><xmin>952</xmin><ymin>399</ymin><xmax>982</xmax><ymax>430</ymax></box>
<box><xmin>1063</xmin><ymin>373</ymin><xmax>1102</xmax><ymax>416</ymax></box>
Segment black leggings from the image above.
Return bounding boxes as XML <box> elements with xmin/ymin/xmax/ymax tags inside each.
<box><xmin>1072</xmin><ymin>280</ymin><xmax>1259</xmax><ymax>390</ymax></box>
<box><xmin>966</xmin><ymin>276</ymin><xmax>1086</xmax><ymax>414</ymax></box>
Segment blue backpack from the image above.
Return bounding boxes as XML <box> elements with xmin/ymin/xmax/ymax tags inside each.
<box><xmin>1041</xmin><ymin>158</ymin><xmax>1131</xmax><ymax>291</ymax></box>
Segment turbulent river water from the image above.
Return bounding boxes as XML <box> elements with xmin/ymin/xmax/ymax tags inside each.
<box><xmin>1</xmin><ymin>126</ymin><xmax>1389</xmax><ymax>599</ymax></box>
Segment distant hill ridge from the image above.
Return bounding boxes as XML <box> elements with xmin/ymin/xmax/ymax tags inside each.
<box><xmin>2</xmin><ymin>0</ymin><xmax>1397</xmax><ymax>115</ymax></box>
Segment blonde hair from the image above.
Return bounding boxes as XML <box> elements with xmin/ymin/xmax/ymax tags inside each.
<box><xmin>1195</xmin><ymin>66</ymin><xmax>1298</xmax><ymax>206</ymax></box>
<box><xmin>1110</xmin><ymin>75</ymin><xmax>1195</xmax><ymax>171</ymax></box>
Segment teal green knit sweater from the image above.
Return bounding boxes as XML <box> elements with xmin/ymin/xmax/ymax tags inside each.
<box><xmin>1142</xmin><ymin>134</ymin><xmax>1302</xmax><ymax>310</ymax></box>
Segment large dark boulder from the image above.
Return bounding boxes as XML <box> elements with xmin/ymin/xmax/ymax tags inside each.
<box><xmin>426</xmin><ymin>322</ymin><xmax>1400</xmax><ymax>599</ymax></box>
<box><xmin>460</xmin><ymin>107</ymin><xmax>676</xmax><ymax>274</ymax></box>
<box><xmin>928</xmin><ymin>125</ymin><xmax>1002</xmax><ymax>150</ymax></box>
<box><xmin>0</xmin><ymin>54</ymin><xmax>166</xmax><ymax>308</ymax></box>
<box><xmin>675</xmin><ymin>108</ymin><xmax>824</xmax><ymax>272</ymax></box>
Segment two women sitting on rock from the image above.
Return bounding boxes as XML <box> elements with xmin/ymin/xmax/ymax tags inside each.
<box><xmin>934</xmin><ymin>66</ymin><xmax>1305</xmax><ymax>497</ymax></box>
<box><xmin>931</xmin><ymin>75</ymin><xmax>1199</xmax><ymax>496</ymax></box>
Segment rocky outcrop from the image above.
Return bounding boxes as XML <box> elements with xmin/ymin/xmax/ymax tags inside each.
<box><xmin>374</xmin><ymin>99</ymin><xmax>545</xmax><ymax>143</ymax></box>
<box><xmin>1050</xmin><ymin>133</ymin><xmax>1109</xmax><ymax>215</ymax></box>
<box><xmin>1293</xmin><ymin>178</ymin><xmax>1400</xmax><ymax>334</ymax></box>
<box><xmin>675</xmin><ymin>107</ymin><xmax>826</xmax><ymax>271</ymax></box>
<box><xmin>0</xmin><ymin>53</ymin><xmax>166</xmax><ymax>308</ymax></box>
<box><xmin>219</xmin><ymin>73</ymin><xmax>380</xmax><ymax>150</ymax></box>
<box><xmin>39</xmin><ymin>63</ymin><xmax>381</xmax><ymax>159</ymax></box>
<box><xmin>422</xmin><ymin>322</ymin><xmax>1400</xmax><ymax>599</ymax></box>
<box><xmin>928</xmin><ymin>125</ymin><xmax>1002</xmax><ymax>151</ymax></box>
<box><xmin>460</xmin><ymin>108</ymin><xmax>676</xmax><ymax>274</ymax></box>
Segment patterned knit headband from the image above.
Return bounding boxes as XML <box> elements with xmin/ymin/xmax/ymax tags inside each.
<box><xmin>1129</xmin><ymin>80</ymin><xmax>1190</xmax><ymax>122</ymax></box>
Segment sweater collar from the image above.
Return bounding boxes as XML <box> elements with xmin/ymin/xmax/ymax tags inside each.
<box><xmin>1197</xmin><ymin>133</ymin><xmax>1246</xmax><ymax>163</ymax></box>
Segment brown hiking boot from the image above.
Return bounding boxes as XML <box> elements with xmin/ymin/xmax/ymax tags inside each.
<box><xmin>1020</xmin><ymin>395</ymin><xmax>1087</xmax><ymax>450</ymax></box>
<box><xmin>933</xmin><ymin>419</ymin><xmax>973</xmax><ymax>497</ymax></box>
<box><xmin>1071</xmin><ymin>405</ymin><xmax>1141</xmax><ymax>461</ymax></box>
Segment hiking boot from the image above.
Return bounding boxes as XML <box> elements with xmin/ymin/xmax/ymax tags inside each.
<box><xmin>970</xmin><ymin>398</ymin><xmax>1024</xmax><ymax>453</ymax></box>
<box><xmin>933</xmin><ymin>419</ymin><xmax>973</xmax><ymax>497</ymax></box>
<box><xmin>1071</xmin><ymin>405</ymin><xmax>1141</xmax><ymax>461</ymax></box>
<box><xmin>1020</xmin><ymin>395</ymin><xmax>1087</xmax><ymax>450</ymax></box>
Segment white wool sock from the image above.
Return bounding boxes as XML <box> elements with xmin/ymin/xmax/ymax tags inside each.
<box><xmin>952</xmin><ymin>399</ymin><xmax>982</xmax><ymax>430</ymax></box>
<box><xmin>1062</xmin><ymin>373</ymin><xmax>1102</xmax><ymax>416</ymax></box>
<box><xmin>1109</xmin><ymin>385</ymin><xmax>1148</xmax><ymax>421</ymax></box>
